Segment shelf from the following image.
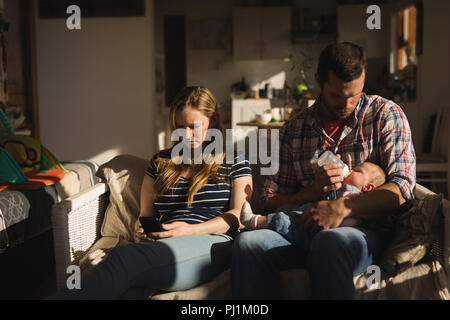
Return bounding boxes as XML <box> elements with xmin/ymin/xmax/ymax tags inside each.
<box><xmin>236</xmin><ymin>121</ymin><xmax>285</xmax><ymax>129</ymax></box>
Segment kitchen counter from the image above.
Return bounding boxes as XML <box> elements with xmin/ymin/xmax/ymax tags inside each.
<box><xmin>236</xmin><ymin>121</ymin><xmax>285</xmax><ymax>129</ymax></box>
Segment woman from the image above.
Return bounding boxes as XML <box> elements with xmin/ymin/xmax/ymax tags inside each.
<box><xmin>54</xmin><ymin>86</ymin><xmax>252</xmax><ymax>299</ymax></box>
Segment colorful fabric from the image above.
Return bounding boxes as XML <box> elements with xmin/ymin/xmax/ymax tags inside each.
<box><xmin>1</xmin><ymin>160</ymin><xmax>98</xmax><ymax>251</ymax></box>
<box><xmin>41</xmin><ymin>146</ymin><xmax>67</xmax><ymax>172</ymax></box>
<box><xmin>0</xmin><ymin>135</ymin><xmax>41</xmax><ymax>172</ymax></box>
<box><xmin>0</xmin><ymin>107</ymin><xmax>14</xmax><ymax>135</ymax></box>
<box><xmin>0</xmin><ymin>134</ymin><xmax>67</xmax><ymax>191</ymax></box>
<box><xmin>0</xmin><ymin>169</ymin><xmax>66</xmax><ymax>191</ymax></box>
<box><xmin>0</xmin><ymin>148</ymin><xmax>30</xmax><ymax>185</ymax></box>
<box><xmin>262</xmin><ymin>93</ymin><xmax>416</xmax><ymax>203</ymax></box>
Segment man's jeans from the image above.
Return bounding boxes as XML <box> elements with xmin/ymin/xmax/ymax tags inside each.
<box><xmin>231</xmin><ymin>214</ymin><xmax>392</xmax><ymax>299</ymax></box>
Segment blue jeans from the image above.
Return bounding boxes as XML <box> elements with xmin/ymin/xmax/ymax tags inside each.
<box><xmin>266</xmin><ymin>203</ymin><xmax>315</xmax><ymax>250</ymax></box>
<box><xmin>231</xmin><ymin>220</ymin><xmax>392</xmax><ymax>299</ymax></box>
<box><xmin>53</xmin><ymin>234</ymin><xmax>232</xmax><ymax>299</ymax></box>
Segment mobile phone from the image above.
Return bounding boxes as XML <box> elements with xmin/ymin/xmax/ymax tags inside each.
<box><xmin>139</xmin><ymin>216</ymin><xmax>163</xmax><ymax>234</ymax></box>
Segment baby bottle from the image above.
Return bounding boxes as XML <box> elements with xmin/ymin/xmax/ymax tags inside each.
<box><xmin>317</xmin><ymin>150</ymin><xmax>350</xmax><ymax>178</ymax></box>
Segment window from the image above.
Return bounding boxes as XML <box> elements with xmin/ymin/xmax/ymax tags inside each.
<box><xmin>396</xmin><ymin>5</ymin><xmax>417</xmax><ymax>71</ymax></box>
<box><xmin>388</xmin><ymin>0</ymin><xmax>423</xmax><ymax>102</ymax></box>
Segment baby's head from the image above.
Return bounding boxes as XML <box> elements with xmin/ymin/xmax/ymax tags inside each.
<box><xmin>342</xmin><ymin>162</ymin><xmax>386</xmax><ymax>192</ymax></box>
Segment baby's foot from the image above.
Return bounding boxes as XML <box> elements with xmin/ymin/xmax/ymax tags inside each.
<box><xmin>240</xmin><ymin>201</ymin><xmax>265</xmax><ymax>230</ymax></box>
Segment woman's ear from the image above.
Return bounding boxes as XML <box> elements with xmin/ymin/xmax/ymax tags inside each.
<box><xmin>361</xmin><ymin>183</ymin><xmax>375</xmax><ymax>193</ymax></box>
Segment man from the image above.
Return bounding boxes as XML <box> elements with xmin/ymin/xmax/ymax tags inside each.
<box><xmin>231</xmin><ymin>42</ymin><xmax>416</xmax><ymax>299</ymax></box>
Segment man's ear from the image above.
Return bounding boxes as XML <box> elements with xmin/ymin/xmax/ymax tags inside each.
<box><xmin>362</xmin><ymin>183</ymin><xmax>375</xmax><ymax>193</ymax></box>
<box><xmin>315</xmin><ymin>73</ymin><xmax>321</xmax><ymax>87</ymax></box>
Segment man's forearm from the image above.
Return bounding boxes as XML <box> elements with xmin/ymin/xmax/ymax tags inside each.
<box><xmin>264</xmin><ymin>185</ymin><xmax>323</xmax><ymax>213</ymax></box>
<box><xmin>344</xmin><ymin>182</ymin><xmax>407</xmax><ymax>220</ymax></box>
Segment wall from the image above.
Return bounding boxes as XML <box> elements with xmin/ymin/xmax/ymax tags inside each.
<box><xmin>154</xmin><ymin>0</ymin><xmax>334</xmax><ymax>144</ymax></box>
<box><xmin>3</xmin><ymin>1</ymin><xmax>27</xmax><ymax>129</ymax></box>
<box><xmin>154</xmin><ymin>0</ymin><xmax>450</xmax><ymax>158</ymax></box>
<box><xmin>35</xmin><ymin>0</ymin><xmax>156</xmax><ymax>165</ymax></box>
<box><xmin>335</xmin><ymin>0</ymin><xmax>450</xmax><ymax>157</ymax></box>
<box><xmin>337</xmin><ymin>4</ymin><xmax>390</xmax><ymax>59</ymax></box>
<box><xmin>415</xmin><ymin>0</ymin><xmax>450</xmax><ymax>156</ymax></box>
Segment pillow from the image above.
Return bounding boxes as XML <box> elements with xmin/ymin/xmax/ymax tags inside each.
<box><xmin>78</xmin><ymin>236</ymin><xmax>131</xmax><ymax>272</ymax></box>
<box><xmin>381</xmin><ymin>193</ymin><xmax>443</xmax><ymax>275</ymax></box>
<box><xmin>95</xmin><ymin>154</ymin><xmax>149</xmax><ymax>242</ymax></box>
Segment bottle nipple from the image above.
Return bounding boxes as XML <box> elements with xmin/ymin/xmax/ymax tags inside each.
<box><xmin>342</xmin><ymin>164</ymin><xmax>350</xmax><ymax>178</ymax></box>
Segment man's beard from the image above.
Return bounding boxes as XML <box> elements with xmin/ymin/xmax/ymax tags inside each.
<box><xmin>320</xmin><ymin>96</ymin><xmax>355</xmax><ymax>121</ymax></box>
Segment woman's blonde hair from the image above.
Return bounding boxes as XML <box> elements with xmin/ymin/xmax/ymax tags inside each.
<box><xmin>152</xmin><ymin>86</ymin><xmax>227</xmax><ymax>206</ymax></box>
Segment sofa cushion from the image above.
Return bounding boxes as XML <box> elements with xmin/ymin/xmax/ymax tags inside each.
<box><xmin>152</xmin><ymin>270</ymin><xmax>232</xmax><ymax>300</ymax></box>
<box><xmin>380</xmin><ymin>193</ymin><xmax>443</xmax><ymax>275</ymax></box>
<box><xmin>150</xmin><ymin>259</ymin><xmax>450</xmax><ymax>300</ymax></box>
<box><xmin>78</xmin><ymin>236</ymin><xmax>131</xmax><ymax>272</ymax></box>
<box><xmin>96</xmin><ymin>154</ymin><xmax>149</xmax><ymax>241</ymax></box>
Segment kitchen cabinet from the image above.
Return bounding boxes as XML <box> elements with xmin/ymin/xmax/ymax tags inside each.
<box><xmin>231</xmin><ymin>98</ymin><xmax>271</xmax><ymax>143</ymax></box>
<box><xmin>233</xmin><ymin>7</ymin><xmax>291</xmax><ymax>60</ymax></box>
<box><xmin>337</xmin><ymin>4</ymin><xmax>390</xmax><ymax>58</ymax></box>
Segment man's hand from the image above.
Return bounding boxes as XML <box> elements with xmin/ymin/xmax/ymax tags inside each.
<box><xmin>301</xmin><ymin>197</ymin><xmax>351</xmax><ymax>233</ymax></box>
<box><xmin>313</xmin><ymin>162</ymin><xmax>345</xmax><ymax>194</ymax></box>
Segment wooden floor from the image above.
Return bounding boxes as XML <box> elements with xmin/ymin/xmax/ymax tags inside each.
<box><xmin>0</xmin><ymin>230</ymin><xmax>57</xmax><ymax>299</ymax></box>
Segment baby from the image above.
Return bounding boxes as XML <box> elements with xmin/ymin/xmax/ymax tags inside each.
<box><xmin>240</xmin><ymin>161</ymin><xmax>386</xmax><ymax>246</ymax></box>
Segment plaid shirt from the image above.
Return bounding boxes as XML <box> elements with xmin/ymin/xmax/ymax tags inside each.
<box><xmin>263</xmin><ymin>93</ymin><xmax>416</xmax><ymax>203</ymax></box>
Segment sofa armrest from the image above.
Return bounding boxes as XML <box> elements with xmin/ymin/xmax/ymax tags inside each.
<box><xmin>415</xmin><ymin>183</ymin><xmax>450</xmax><ymax>287</ymax></box>
<box><xmin>51</xmin><ymin>182</ymin><xmax>109</xmax><ymax>289</ymax></box>
<box><xmin>415</xmin><ymin>183</ymin><xmax>435</xmax><ymax>200</ymax></box>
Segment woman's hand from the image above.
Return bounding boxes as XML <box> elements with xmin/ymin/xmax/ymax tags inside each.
<box><xmin>133</xmin><ymin>219</ymin><xmax>153</xmax><ymax>243</ymax></box>
<box><xmin>149</xmin><ymin>221</ymin><xmax>197</xmax><ymax>240</ymax></box>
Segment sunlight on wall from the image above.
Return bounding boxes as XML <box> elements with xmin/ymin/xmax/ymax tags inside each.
<box><xmin>158</xmin><ymin>131</ymin><xmax>166</xmax><ymax>150</ymax></box>
<box><xmin>87</xmin><ymin>148</ymin><xmax>122</xmax><ymax>165</ymax></box>
<box><xmin>251</xmin><ymin>71</ymin><xmax>287</xmax><ymax>91</ymax></box>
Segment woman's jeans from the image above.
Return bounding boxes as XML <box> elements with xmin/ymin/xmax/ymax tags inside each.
<box><xmin>231</xmin><ymin>209</ymin><xmax>393</xmax><ymax>300</ymax></box>
<box><xmin>53</xmin><ymin>234</ymin><xmax>232</xmax><ymax>299</ymax></box>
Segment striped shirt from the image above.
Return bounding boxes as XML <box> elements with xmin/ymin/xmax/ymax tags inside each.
<box><xmin>146</xmin><ymin>152</ymin><xmax>252</xmax><ymax>239</ymax></box>
<box><xmin>263</xmin><ymin>93</ymin><xmax>416</xmax><ymax>205</ymax></box>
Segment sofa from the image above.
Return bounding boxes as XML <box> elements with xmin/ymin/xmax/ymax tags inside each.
<box><xmin>51</xmin><ymin>154</ymin><xmax>450</xmax><ymax>299</ymax></box>
<box><xmin>0</xmin><ymin>160</ymin><xmax>100</xmax><ymax>299</ymax></box>
<box><xmin>0</xmin><ymin>161</ymin><xmax>99</xmax><ymax>253</ymax></box>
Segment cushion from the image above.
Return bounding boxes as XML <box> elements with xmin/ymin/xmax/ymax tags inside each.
<box><xmin>152</xmin><ymin>270</ymin><xmax>232</xmax><ymax>300</ymax></box>
<box><xmin>380</xmin><ymin>193</ymin><xmax>443</xmax><ymax>275</ymax></box>
<box><xmin>354</xmin><ymin>260</ymin><xmax>450</xmax><ymax>300</ymax></box>
<box><xmin>95</xmin><ymin>154</ymin><xmax>149</xmax><ymax>241</ymax></box>
<box><xmin>54</xmin><ymin>170</ymin><xmax>81</xmax><ymax>200</ymax></box>
<box><xmin>78</xmin><ymin>236</ymin><xmax>131</xmax><ymax>272</ymax></box>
